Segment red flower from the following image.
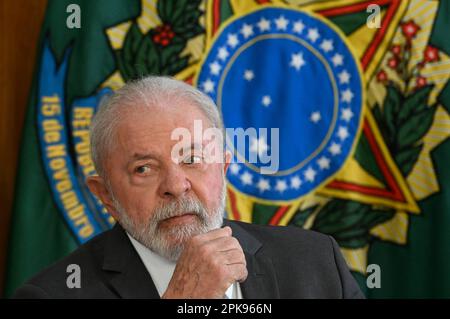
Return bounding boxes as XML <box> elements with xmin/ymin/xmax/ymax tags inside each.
<box><xmin>152</xmin><ymin>24</ymin><xmax>175</xmax><ymax>46</ymax></box>
<box><xmin>391</xmin><ymin>44</ymin><xmax>401</xmax><ymax>56</ymax></box>
<box><xmin>423</xmin><ymin>45</ymin><xmax>440</xmax><ymax>63</ymax></box>
<box><xmin>416</xmin><ymin>76</ymin><xmax>427</xmax><ymax>88</ymax></box>
<box><xmin>377</xmin><ymin>70</ymin><xmax>388</xmax><ymax>82</ymax></box>
<box><xmin>401</xmin><ymin>20</ymin><xmax>420</xmax><ymax>40</ymax></box>
<box><xmin>388</xmin><ymin>57</ymin><xmax>399</xmax><ymax>69</ymax></box>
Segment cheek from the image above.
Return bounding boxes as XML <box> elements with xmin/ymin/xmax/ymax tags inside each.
<box><xmin>115</xmin><ymin>182</ymin><xmax>158</xmax><ymax>222</ymax></box>
<box><xmin>191</xmin><ymin>165</ymin><xmax>225</xmax><ymax>209</ymax></box>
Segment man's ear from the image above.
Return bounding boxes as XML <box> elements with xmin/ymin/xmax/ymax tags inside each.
<box><xmin>85</xmin><ymin>175</ymin><xmax>119</xmax><ymax>220</ymax></box>
<box><xmin>223</xmin><ymin>150</ymin><xmax>232</xmax><ymax>175</ymax></box>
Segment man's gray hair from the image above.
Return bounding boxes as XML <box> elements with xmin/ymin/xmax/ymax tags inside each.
<box><xmin>90</xmin><ymin>75</ymin><xmax>224</xmax><ymax>177</ymax></box>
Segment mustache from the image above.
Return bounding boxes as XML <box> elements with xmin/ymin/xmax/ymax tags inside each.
<box><xmin>152</xmin><ymin>196</ymin><xmax>209</xmax><ymax>223</ymax></box>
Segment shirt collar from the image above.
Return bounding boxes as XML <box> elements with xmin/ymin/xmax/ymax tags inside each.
<box><xmin>126</xmin><ymin>232</ymin><xmax>240</xmax><ymax>299</ymax></box>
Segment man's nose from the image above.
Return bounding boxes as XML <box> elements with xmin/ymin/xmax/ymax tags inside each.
<box><xmin>158</xmin><ymin>165</ymin><xmax>191</xmax><ymax>199</ymax></box>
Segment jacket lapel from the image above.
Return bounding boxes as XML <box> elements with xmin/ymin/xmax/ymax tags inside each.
<box><xmin>102</xmin><ymin>224</ymin><xmax>160</xmax><ymax>299</ymax></box>
<box><xmin>102</xmin><ymin>220</ymin><xmax>279</xmax><ymax>299</ymax></box>
<box><xmin>224</xmin><ymin>220</ymin><xmax>280</xmax><ymax>299</ymax></box>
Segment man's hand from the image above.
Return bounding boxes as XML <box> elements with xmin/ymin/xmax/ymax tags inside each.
<box><xmin>162</xmin><ymin>226</ymin><xmax>248</xmax><ymax>299</ymax></box>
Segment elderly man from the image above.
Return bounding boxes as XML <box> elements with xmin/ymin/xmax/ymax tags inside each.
<box><xmin>14</xmin><ymin>76</ymin><xmax>364</xmax><ymax>299</ymax></box>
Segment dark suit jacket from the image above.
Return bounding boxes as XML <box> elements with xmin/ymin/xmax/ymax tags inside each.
<box><xmin>13</xmin><ymin>219</ymin><xmax>364</xmax><ymax>299</ymax></box>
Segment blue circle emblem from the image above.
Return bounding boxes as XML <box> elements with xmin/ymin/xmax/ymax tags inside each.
<box><xmin>196</xmin><ymin>7</ymin><xmax>363</xmax><ymax>201</ymax></box>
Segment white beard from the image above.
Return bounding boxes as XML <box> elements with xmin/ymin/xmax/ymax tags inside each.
<box><xmin>110</xmin><ymin>179</ymin><xmax>226</xmax><ymax>262</ymax></box>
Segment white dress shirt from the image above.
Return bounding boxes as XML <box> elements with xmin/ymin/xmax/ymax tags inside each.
<box><xmin>127</xmin><ymin>233</ymin><xmax>243</xmax><ymax>299</ymax></box>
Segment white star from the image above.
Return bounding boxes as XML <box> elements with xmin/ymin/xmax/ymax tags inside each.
<box><xmin>337</xmin><ymin>126</ymin><xmax>349</xmax><ymax>141</ymax></box>
<box><xmin>341</xmin><ymin>107</ymin><xmax>354</xmax><ymax>122</ymax></box>
<box><xmin>201</xmin><ymin>79</ymin><xmax>214</xmax><ymax>93</ymax></box>
<box><xmin>229</xmin><ymin>163</ymin><xmax>241</xmax><ymax>175</ymax></box>
<box><xmin>275</xmin><ymin>180</ymin><xmax>288</xmax><ymax>193</ymax></box>
<box><xmin>332</xmin><ymin>53</ymin><xmax>343</xmax><ymax>67</ymax></box>
<box><xmin>338</xmin><ymin>70</ymin><xmax>351</xmax><ymax>84</ymax></box>
<box><xmin>320</xmin><ymin>39</ymin><xmax>334</xmax><ymax>52</ymax></box>
<box><xmin>227</xmin><ymin>33</ymin><xmax>239</xmax><ymax>48</ymax></box>
<box><xmin>244</xmin><ymin>69</ymin><xmax>254</xmax><ymax>81</ymax></box>
<box><xmin>257</xmin><ymin>178</ymin><xmax>271</xmax><ymax>193</ymax></box>
<box><xmin>341</xmin><ymin>88</ymin><xmax>354</xmax><ymax>103</ymax></box>
<box><xmin>317</xmin><ymin>156</ymin><xmax>331</xmax><ymax>170</ymax></box>
<box><xmin>240</xmin><ymin>23</ymin><xmax>254</xmax><ymax>38</ymax></box>
<box><xmin>262</xmin><ymin>95</ymin><xmax>272</xmax><ymax>107</ymax></box>
<box><xmin>209</xmin><ymin>61</ymin><xmax>221</xmax><ymax>75</ymax></box>
<box><xmin>329</xmin><ymin>142</ymin><xmax>342</xmax><ymax>156</ymax></box>
<box><xmin>290</xmin><ymin>176</ymin><xmax>302</xmax><ymax>189</ymax></box>
<box><xmin>307</xmin><ymin>28</ymin><xmax>320</xmax><ymax>42</ymax></box>
<box><xmin>217</xmin><ymin>46</ymin><xmax>229</xmax><ymax>61</ymax></box>
<box><xmin>275</xmin><ymin>15</ymin><xmax>289</xmax><ymax>30</ymax></box>
<box><xmin>290</xmin><ymin>52</ymin><xmax>305</xmax><ymax>71</ymax></box>
<box><xmin>310</xmin><ymin>111</ymin><xmax>321</xmax><ymax>123</ymax></box>
<box><xmin>257</xmin><ymin>17</ymin><xmax>271</xmax><ymax>32</ymax></box>
<box><xmin>304</xmin><ymin>167</ymin><xmax>317</xmax><ymax>182</ymax></box>
<box><xmin>293</xmin><ymin>20</ymin><xmax>305</xmax><ymax>33</ymax></box>
<box><xmin>250</xmin><ymin>136</ymin><xmax>270</xmax><ymax>157</ymax></box>
<box><xmin>240</xmin><ymin>171</ymin><xmax>253</xmax><ymax>185</ymax></box>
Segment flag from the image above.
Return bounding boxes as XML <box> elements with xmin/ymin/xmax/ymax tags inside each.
<box><xmin>5</xmin><ymin>0</ymin><xmax>450</xmax><ymax>298</ymax></box>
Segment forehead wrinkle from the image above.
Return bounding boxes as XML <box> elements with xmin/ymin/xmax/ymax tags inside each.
<box><xmin>109</xmin><ymin>99</ymin><xmax>218</xmax><ymax>164</ymax></box>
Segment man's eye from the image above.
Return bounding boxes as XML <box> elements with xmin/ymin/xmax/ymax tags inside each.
<box><xmin>135</xmin><ymin>165</ymin><xmax>151</xmax><ymax>174</ymax></box>
<box><xmin>184</xmin><ymin>155</ymin><xmax>202</xmax><ymax>164</ymax></box>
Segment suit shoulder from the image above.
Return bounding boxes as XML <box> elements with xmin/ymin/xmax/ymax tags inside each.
<box><xmin>13</xmin><ymin>229</ymin><xmax>111</xmax><ymax>298</ymax></box>
<box><xmin>230</xmin><ymin>219</ymin><xmax>331</xmax><ymax>249</ymax></box>
<box><xmin>227</xmin><ymin>220</ymin><xmax>363</xmax><ymax>298</ymax></box>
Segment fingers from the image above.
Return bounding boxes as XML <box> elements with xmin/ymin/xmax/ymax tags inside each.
<box><xmin>191</xmin><ymin>226</ymin><xmax>232</xmax><ymax>244</ymax></box>
<box><xmin>165</xmin><ymin>225</ymin><xmax>248</xmax><ymax>298</ymax></box>
<box><xmin>215</xmin><ymin>248</ymin><xmax>247</xmax><ymax>283</ymax></box>
<box><xmin>207</xmin><ymin>235</ymin><xmax>242</xmax><ymax>252</ymax></box>
<box><xmin>227</xmin><ymin>262</ymin><xmax>248</xmax><ymax>283</ymax></box>
<box><xmin>221</xmin><ymin>248</ymin><xmax>246</xmax><ymax>265</ymax></box>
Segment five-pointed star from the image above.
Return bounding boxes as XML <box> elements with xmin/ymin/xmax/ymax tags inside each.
<box><xmin>250</xmin><ymin>137</ymin><xmax>270</xmax><ymax>157</ymax></box>
<box><xmin>293</xmin><ymin>20</ymin><xmax>305</xmax><ymax>33</ymax></box>
<box><xmin>290</xmin><ymin>52</ymin><xmax>305</xmax><ymax>71</ymax></box>
<box><xmin>257</xmin><ymin>17</ymin><xmax>271</xmax><ymax>32</ymax></box>
<box><xmin>229</xmin><ymin>163</ymin><xmax>241</xmax><ymax>175</ymax></box>
<box><xmin>227</xmin><ymin>33</ymin><xmax>239</xmax><ymax>48</ymax></box>
<box><xmin>307</xmin><ymin>28</ymin><xmax>320</xmax><ymax>42</ymax></box>
<box><xmin>217</xmin><ymin>18</ymin><xmax>359</xmax><ymax>193</ymax></box>
<box><xmin>290</xmin><ymin>176</ymin><xmax>302</xmax><ymax>189</ymax></box>
<box><xmin>341</xmin><ymin>107</ymin><xmax>354</xmax><ymax>122</ymax></box>
<box><xmin>240</xmin><ymin>23</ymin><xmax>254</xmax><ymax>38</ymax></box>
<box><xmin>338</xmin><ymin>70</ymin><xmax>351</xmax><ymax>84</ymax></box>
<box><xmin>244</xmin><ymin>69</ymin><xmax>254</xmax><ymax>81</ymax></box>
<box><xmin>262</xmin><ymin>95</ymin><xmax>272</xmax><ymax>107</ymax></box>
<box><xmin>329</xmin><ymin>142</ymin><xmax>342</xmax><ymax>156</ymax></box>
<box><xmin>320</xmin><ymin>39</ymin><xmax>333</xmax><ymax>52</ymax></box>
<box><xmin>332</xmin><ymin>53</ymin><xmax>343</xmax><ymax>66</ymax></box>
<box><xmin>209</xmin><ymin>61</ymin><xmax>221</xmax><ymax>75</ymax></box>
<box><xmin>341</xmin><ymin>88</ymin><xmax>354</xmax><ymax>103</ymax></box>
<box><xmin>317</xmin><ymin>156</ymin><xmax>331</xmax><ymax>170</ymax></box>
<box><xmin>240</xmin><ymin>171</ymin><xmax>253</xmax><ymax>185</ymax></box>
<box><xmin>275</xmin><ymin>15</ymin><xmax>289</xmax><ymax>30</ymax></box>
<box><xmin>310</xmin><ymin>111</ymin><xmax>321</xmax><ymax>123</ymax></box>
<box><xmin>202</xmin><ymin>79</ymin><xmax>214</xmax><ymax>93</ymax></box>
<box><xmin>304</xmin><ymin>167</ymin><xmax>317</xmax><ymax>182</ymax></box>
<box><xmin>217</xmin><ymin>46</ymin><xmax>229</xmax><ymax>61</ymax></box>
<box><xmin>337</xmin><ymin>126</ymin><xmax>349</xmax><ymax>141</ymax></box>
<box><xmin>275</xmin><ymin>180</ymin><xmax>288</xmax><ymax>193</ymax></box>
<box><xmin>257</xmin><ymin>178</ymin><xmax>271</xmax><ymax>192</ymax></box>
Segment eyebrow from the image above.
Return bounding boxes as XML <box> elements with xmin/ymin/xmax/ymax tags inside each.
<box><xmin>129</xmin><ymin>152</ymin><xmax>158</xmax><ymax>163</ymax></box>
<box><xmin>128</xmin><ymin>143</ymin><xmax>204</xmax><ymax>163</ymax></box>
